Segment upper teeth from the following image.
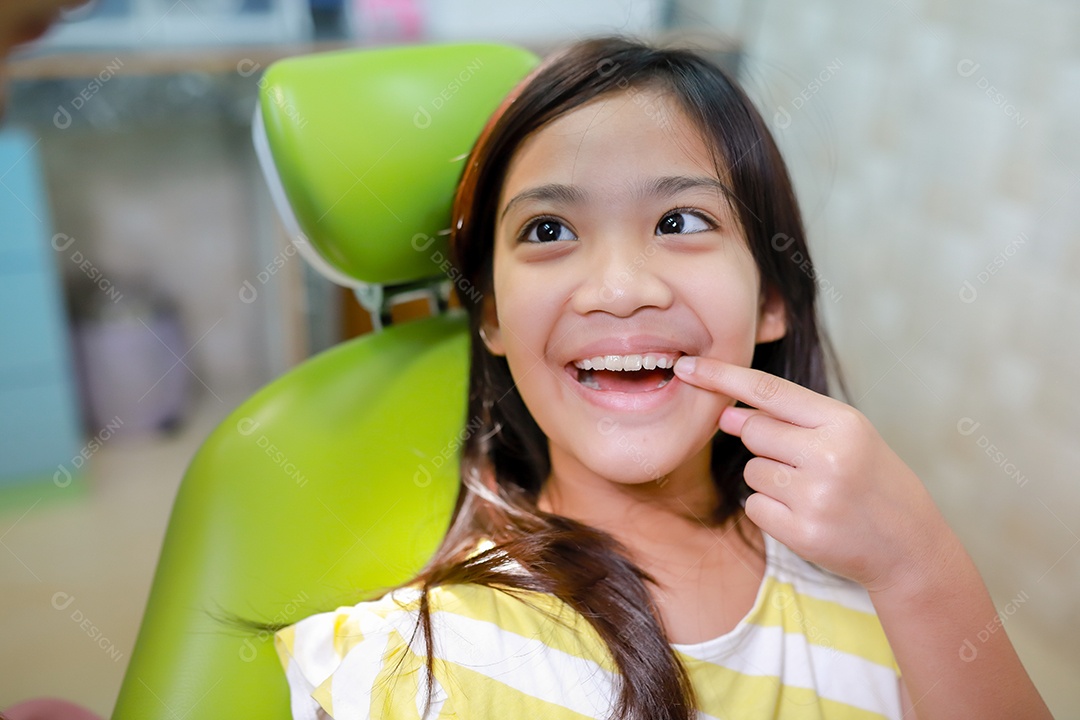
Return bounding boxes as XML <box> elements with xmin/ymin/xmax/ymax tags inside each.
<box><xmin>573</xmin><ymin>354</ymin><xmax>677</xmax><ymax>371</ymax></box>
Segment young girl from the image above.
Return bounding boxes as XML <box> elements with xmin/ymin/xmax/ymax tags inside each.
<box><xmin>275</xmin><ymin>36</ymin><xmax>1051</xmax><ymax>719</ymax></box>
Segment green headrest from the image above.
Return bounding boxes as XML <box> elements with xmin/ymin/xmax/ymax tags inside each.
<box><xmin>254</xmin><ymin>42</ymin><xmax>540</xmax><ymax>287</ymax></box>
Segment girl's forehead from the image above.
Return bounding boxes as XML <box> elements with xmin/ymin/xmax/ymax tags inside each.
<box><xmin>497</xmin><ymin>88</ymin><xmax>728</xmax><ymax>209</ymax></box>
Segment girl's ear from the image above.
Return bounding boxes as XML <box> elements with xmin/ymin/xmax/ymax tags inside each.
<box><xmin>480</xmin><ymin>296</ymin><xmax>506</xmax><ymax>356</ymax></box>
<box><xmin>755</xmin><ymin>282</ymin><xmax>787</xmax><ymax>344</ymax></box>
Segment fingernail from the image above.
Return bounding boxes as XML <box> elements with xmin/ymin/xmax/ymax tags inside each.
<box><xmin>674</xmin><ymin>356</ymin><xmax>696</xmax><ymax>375</ymax></box>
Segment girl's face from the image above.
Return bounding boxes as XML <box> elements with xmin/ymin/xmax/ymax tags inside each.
<box><xmin>481</xmin><ymin>86</ymin><xmax>786</xmax><ymax>490</ymax></box>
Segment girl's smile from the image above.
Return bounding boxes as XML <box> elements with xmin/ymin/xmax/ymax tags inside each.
<box><xmin>479</xmin><ymin>84</ymin><xmax>787</xmax><ymax>492</ymax></box>
<box><xmin>564</xmin><ymin>343</ymin><xmax>685</xmax><ymax>412</ymax></box>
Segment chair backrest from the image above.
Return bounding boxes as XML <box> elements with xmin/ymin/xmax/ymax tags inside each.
<box><xmin>111</xmin><ymin>42</ymin><xmax>538</xmax><ymax>719</ymax></box>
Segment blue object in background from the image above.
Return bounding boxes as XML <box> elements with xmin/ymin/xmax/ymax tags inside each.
<box><xmin>0</xmin><ymin>130</ymin><xmax>84</xmax><ymax>490</ymax></box>
<box><xmin>308</xmin><ymin>0</ymin><xmax>346</xmax><ymax>39</ymax></box>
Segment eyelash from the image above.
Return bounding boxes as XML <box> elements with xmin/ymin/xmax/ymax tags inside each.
<box><xmin>516</xmin><ymin>215</ymin><xmax>577</xmax><ymax>244</ymax></box>
<box><xmin>516</xmin><ymin>207</ymin><xmax>718</xmax><ymax>243</ymax></box>
<box><xmin>659</xmin><ymin>207</ymin><xmax>718</xmax><ymax>234</ymax></box>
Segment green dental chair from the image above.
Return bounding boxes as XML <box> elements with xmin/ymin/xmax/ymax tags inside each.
<box><xmin>110</xmin><ymin>42</ymin><xmax>539</xmax><ymax>719</ymax></box>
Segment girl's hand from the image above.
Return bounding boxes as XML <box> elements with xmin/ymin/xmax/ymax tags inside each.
<box><xmin>673</xmin><ymin>355</ymin><xmax>956</xmax><ymax>594</ymax></box>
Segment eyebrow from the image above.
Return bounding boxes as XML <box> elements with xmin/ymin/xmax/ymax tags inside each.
<box><xmin>498</xmin><ymin>175</ymin><xmax>735</xmax><ymax>223</ymax></box>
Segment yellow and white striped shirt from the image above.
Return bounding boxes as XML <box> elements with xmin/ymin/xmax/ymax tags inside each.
<box><xmin>276</xmin><ymin>532</ymin><xmax>902</xmax><ymax>719</ymax></box>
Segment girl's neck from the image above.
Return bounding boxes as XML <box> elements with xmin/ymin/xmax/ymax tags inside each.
<box><xmin>536</xmin><ymin>445</ymin><xmax>766</xmax><ymax>644</ymax></box>
<box><xmin>537</xmin><ymin>443</ymin><xmax>735</xmax><ymax>569</ymax></box>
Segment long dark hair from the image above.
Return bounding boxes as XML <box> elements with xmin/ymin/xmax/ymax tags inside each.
<box><xmin>378</xmin><ymin>34</ymin><xmax>851</xmax><ymax>720</ymax></box>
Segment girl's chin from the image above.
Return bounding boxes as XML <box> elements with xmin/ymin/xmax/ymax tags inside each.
<box><xmin>578</xmin><ymin>450</ymin><xmax>696</xmax><ymax>487</ymax></box>
<box><xmin>544</xmin><ymin>425</ymin><xmax>718</xmax><ymax>489</ymax></box>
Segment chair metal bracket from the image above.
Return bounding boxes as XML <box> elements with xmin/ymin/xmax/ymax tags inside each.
<box><xmin>352</xmin><ymin>275</ymin><xmax>451</xmax><ymax>332</ymax></box>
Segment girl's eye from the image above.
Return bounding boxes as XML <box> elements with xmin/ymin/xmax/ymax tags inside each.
<box><xmin>656</xmin><ymin>210</ymin><xmax>712</xmax><ymax>235</ymax></box>
<box><xmin>522</xmin><ymin>218</ymin><xmax>578</xmax><ymax>243</ymax></box>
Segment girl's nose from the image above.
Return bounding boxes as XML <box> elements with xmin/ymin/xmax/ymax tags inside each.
<box><xmin>570</xmin><ymin>235</ymin><xmax>674</xmax><ymax>317</ymax></box>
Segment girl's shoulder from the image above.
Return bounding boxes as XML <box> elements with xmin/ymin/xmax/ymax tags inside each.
<box><xmin>673</xmin><ymin>533</ymin><xmax>904</xmax><ymax>719</ymax></box>
<box><xmin>669</xmin><ymin>531</ymin><xmax>890</xmax><ymax>662</ymax></box>
<box><xmin>761</xmin><ymin>531</ymin><xmax>882</xmax><ymax>617</ymax></box>
<box><xmin>275</xmin><ymin>539</ymin><xmax>620</xmax><ymax>719</ymax></box>
<box><xmin>709</xmin><ymin>531</ymin><xmax>900</xmax><ymax>675</ymax></box>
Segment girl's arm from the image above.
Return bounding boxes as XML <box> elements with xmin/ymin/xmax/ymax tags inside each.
<box><xmin>671</xmin><ymin>356</ymin><xmax>1052</xmax><ymax>719</ymax></box>
<box><xmin>869</xmin><ymin>526</ymin><xmax>1048</xmax><ymax>718</ymax></box>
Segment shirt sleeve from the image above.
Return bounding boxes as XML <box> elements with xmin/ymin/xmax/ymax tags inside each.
<box><xmin>275</xmin><ymin>587</ymin><xmax>448</xmax><ymax>720</ymax></box>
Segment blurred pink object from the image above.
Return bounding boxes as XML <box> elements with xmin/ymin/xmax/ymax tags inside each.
<box><xmin>71</xmin><ymin>312</ymin><xmax>189</xmax><ymax>436</ymax></box>
<box><xmin>353</xmin><ymin>0</ymin><xmax>424</xmax><ymax>41</ymax></box>
<box><xmin>2</xmin><ymin>698</ymin><xmax>104</xmax><ymax>720</ymax></box>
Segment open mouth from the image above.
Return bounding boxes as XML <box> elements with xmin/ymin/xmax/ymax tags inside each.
<box><xmin>568</xmin><ymin>353</ymin><xmax>681</xmax><ymax>394</ymax></box>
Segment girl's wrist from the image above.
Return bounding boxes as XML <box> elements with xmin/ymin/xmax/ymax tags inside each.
<box><xmin>866</xmin><ymin>515</ymin><xmax>968</xmax><ymax>604</ymax></box>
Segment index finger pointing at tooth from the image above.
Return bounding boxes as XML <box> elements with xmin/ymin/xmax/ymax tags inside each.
<box><xmin>673</xmin><ymin>355</ymin><xmax>831</xmax><ymax>428</ymax></box>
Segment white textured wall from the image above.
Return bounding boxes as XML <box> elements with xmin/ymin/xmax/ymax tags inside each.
<box><xmin>740</xmin><ymin>0</ymin><xmax>1079</xmax><ymax>710</ymax></box>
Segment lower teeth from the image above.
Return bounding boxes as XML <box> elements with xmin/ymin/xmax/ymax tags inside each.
<box><xmin>581</xmin><ymin>374</ymin><xmax>602</xmax><ymax>390</ymax></box>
